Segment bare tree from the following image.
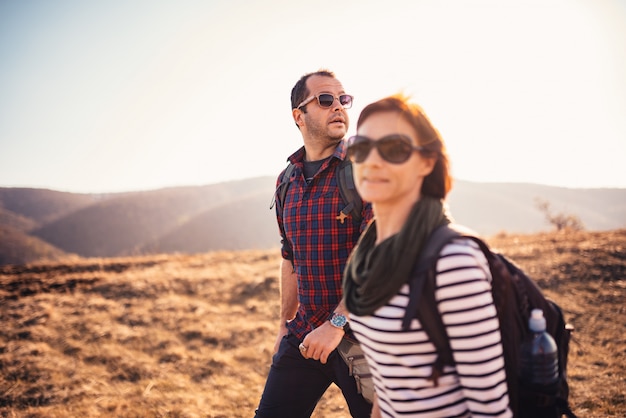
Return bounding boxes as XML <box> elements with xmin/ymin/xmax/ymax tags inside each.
<box><xmin>534</xmin><ymin>198</ymin><xmax>585</xmax><ymax>231</ymax></box>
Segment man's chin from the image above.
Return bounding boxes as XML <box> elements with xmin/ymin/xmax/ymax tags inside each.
<box><xmin>328</xmin><ymin>129</ymin><xmax>347</xmax><ymax>141</ymax></box>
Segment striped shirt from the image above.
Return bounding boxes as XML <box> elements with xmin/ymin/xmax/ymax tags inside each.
<box><xmin>349</xmin><ymin>238</ymin><xmax>512</xmax><ymax>417</ymax></box>
<box><xmin>276</xmin><ymin>140</ymin><xmax>373</xmax><ymax>340</ymax></box>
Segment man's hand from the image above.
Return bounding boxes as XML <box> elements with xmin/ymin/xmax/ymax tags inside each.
<box><xmin>300</xmin><ymin>321</ymin><xmax>345</xmax><ymax>364</ymax></box>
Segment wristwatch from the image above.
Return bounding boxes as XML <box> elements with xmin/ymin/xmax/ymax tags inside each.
<box><xmin>329</xmin><ymin>312</ymin><xmax>349</xmax><ymax>331</ymax></box>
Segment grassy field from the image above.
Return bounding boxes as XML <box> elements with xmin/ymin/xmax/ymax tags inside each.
<box><xmin>1</xmin><ymin>229</ymin><xmax>625</xmax><ymax>417</ymax></box>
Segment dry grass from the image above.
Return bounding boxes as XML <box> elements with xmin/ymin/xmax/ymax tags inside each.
<box><xmin>1</xmin><ymin>229</ymin><xmax>625</xmax><ymax>417</ymax></box>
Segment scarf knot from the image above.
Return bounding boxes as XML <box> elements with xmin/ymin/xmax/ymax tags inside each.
<box><xmin>343</xmin><ymin>197</ymin><xmax>451</xmax><ymax>316</ymax></box>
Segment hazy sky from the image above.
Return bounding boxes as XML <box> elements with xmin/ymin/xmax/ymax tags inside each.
<box><xmin>1</xmin><ymin>0</ymin><xmax>625</xmax><ymax>193</ymax></box>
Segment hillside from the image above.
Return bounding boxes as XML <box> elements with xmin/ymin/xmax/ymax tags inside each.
<box><xmin>1</xmin><ymin>178</ymin><xmax>625</xmax><ymax>265</ymax></box>
<box><xmin>140</xmin><ymin>192</ymin><xmax>278</xmax><ymax>253</ymax></box>
<box><xmin>447</xmin><ymin>182</ymin><xmax>626</xmax><ymax>234</ymax></box>
<box><xmin>1</xmin><ymin>229</ymin><xmax>625</xmax><ymax>417</ymax></box>
<box><xmin>0</xmin><ymin>188</ymin><xmax>98</xmax><ymax>225</ymax></box>
<box><xmin>30</xmin><ymin>177</ymin><xmax>276</xmax><ymax>257</ymax></box>
<box><xmin>0</xmin><ymin>225</ymin><xmax>75</xmax><ymax>265</ymax></box>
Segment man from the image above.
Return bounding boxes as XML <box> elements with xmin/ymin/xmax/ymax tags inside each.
<box><xmin>254</xmin><ymin>70</ymin><xmax>373</xmax><ymax>417</ymax></box>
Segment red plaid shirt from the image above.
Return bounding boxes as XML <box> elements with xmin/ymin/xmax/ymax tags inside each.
<box><xmin>275</xmin><ymin>140</ymin><xmax>373</xmax><ymax>339</ymax></box>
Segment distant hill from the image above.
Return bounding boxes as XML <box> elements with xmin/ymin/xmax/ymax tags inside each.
<box><xmin>0</xmin><ymin>188</ymin><xmax>99</xmax><ymax>225</ymax></box>
<box><xmin>0</xmin><ymin>225</ymin><xmax>75</xmax><ymax>265</ymax></box>
<box><xmin>447</xmin><ymin>182</ymin><xmax>626</xmax><ymax>234</ymax></box>
<box><xmin>30</xmin><ymin>177</ymin><xmax>275</xmax><ymax>258</ymax></box>
<box><xmin>1</xmin><ymin>178</ymin><xmax>625</xmax><ymax>265</ymax></box>
<box><xmin>0</xmin><ymin>206</ymin><xmax>38</xmax><ymax>232</ymax></box>
<box><xmin>140</xmin><ymin>192</ymin><xmax>278</xmax><ymax>254</ymax></box>
<box><xmin>0</xmin><ymin>188</ymin><xmax>99</xmax><ymax>264</ymax></box>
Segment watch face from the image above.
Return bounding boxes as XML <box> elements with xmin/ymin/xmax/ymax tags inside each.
<box><xmin>331</xmin><ymin>314</ymin><xmax>347</xmax><ymax>328</ymax></box>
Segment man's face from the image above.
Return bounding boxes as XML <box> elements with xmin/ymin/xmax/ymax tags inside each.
<box><xmin>297</xmin><ymin>75</ymin><xmax>350</xmax><ymax>141</ymax></box>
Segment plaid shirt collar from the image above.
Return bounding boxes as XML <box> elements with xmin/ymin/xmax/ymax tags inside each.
<box><xmin>286</xmin><ymin>139</ymin><xmax>348</xmax><ymax>166</ymax></box>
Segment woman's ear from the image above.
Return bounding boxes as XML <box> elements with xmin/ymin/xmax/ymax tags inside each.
<box><xmin>418</xmin><ymin>156</ymin><xmax>437</xmax><ymax>177</ymax></box>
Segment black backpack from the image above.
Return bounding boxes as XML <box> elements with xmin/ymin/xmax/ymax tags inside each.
<box><xmin>271</xmin><ymin>158</ymin><xmax>363</xmax><ymax>225</ymax></box>
<box><xmin>402</xmin><ymin>224</ymin><xmax>576</xmax><ymax>418</ymax></box>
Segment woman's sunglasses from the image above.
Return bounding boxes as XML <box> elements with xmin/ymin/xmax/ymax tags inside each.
<box><xmin>297</xmin><ymin>93</ymin><xmax>354</xmax><ymax>109</ymax></box>
<box><xmin>347</xmin><ymin>134</ymin><xmax>425</xmax><ymax>164</ymax></box>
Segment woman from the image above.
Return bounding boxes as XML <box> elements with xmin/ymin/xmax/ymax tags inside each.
<box><xmin>343</xmin><ymin>95</ymin><xmax>512</xmax><ymax>417</ymax></box>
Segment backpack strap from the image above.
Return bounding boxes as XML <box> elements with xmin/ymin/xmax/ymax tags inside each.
<box><xmin>402</xmin><ymin>224</ymin><xmax>486</xmax><ymax>386</ymax></box>
<box><xmin>402</xmin><ymin>224</ymin><xmax>461</xmax><ymax>331</ymax></box>
<box><xmin>271</xmin><ymin>159</ymin><xmax>363</xmax><ymax>225</ymax></box>
<box><xmin>402</xmin><ymin>225</ymin><xmax>459</xmax><ymax>385</ymax></box>
<box><xmin>270</xmin><ymin>162</ymin><xmax>297</xmax><ymax>211</ymax></box>
<box><xmin>336</xmin><ymin>159</ymin><xmax>363</xmax><ymax>225</ymax></box>
<box><xmin>270</xmin><ymin>163</ymin><xmax>297</xmax><ymax>261</ymax></box>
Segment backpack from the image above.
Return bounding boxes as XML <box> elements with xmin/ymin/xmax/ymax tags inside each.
<box><xmin>271</xmin><ymin>158</ymin><xmax>363</xmax><ymax>225</ymax></box>
<box><xmin>402</xmin><ymin>224</ymin><xmax>576</xmax><ymax>418</ymax></box>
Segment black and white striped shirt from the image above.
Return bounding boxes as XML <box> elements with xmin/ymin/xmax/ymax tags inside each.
<box><xmin>349</xmin><ymin>238</ymin><xmax>512</xmax><ymax>417</ymax></box>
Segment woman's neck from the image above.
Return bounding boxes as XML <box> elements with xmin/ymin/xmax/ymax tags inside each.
<box><xmin>373</xmin><ymin>197</ymin><xmax>419</xmax><ymax>244</ymax></box>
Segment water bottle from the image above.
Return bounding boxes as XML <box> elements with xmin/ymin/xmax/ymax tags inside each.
<box><xmin>520</xmin><ymin>309</ymin><xmax>559</xmax><ymax>386</ymax></box>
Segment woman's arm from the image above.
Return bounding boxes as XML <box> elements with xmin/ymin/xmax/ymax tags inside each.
<box><xmin>435</xmin><ymin>239</ymin><xmax>511</xmax><ymax>416</ymax></box>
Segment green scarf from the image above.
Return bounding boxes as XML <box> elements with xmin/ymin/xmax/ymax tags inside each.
<box><xmin>343</xmin><ymin>196</ymin><xmax>451</xmax><ymax>316</ymax></box>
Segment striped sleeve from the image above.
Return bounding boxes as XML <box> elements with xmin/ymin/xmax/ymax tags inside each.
<box><xmin>435</xmin><ymin>238</ymin><xmax>511</xmax><ymax>417</ymax></box>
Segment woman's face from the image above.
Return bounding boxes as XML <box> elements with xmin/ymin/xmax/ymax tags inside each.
<box><xmin>352</xmin><ymin>111</ymin><xmax>434</xmax><ymax>208</ymax></box>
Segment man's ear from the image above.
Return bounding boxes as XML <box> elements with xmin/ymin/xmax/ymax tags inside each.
<box><xmin>292</xmin><ymin>108</ymin><xmax>304</xmax><ymax>128</ymax></box>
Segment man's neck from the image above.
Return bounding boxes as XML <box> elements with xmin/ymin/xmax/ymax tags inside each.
<box><xmin>303</xmin><ymin>139</ymin><xmax>341</xmax><ymax>162</ymax></box>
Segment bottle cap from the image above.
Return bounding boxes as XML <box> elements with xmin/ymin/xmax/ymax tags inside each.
<box><xmin>529</xmin><ymin>309</ymin><xmax>546</xmax><ymax>332</ymax></box>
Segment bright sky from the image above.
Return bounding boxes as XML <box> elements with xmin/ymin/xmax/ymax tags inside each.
<box><xmin>1</xmin><ymin>0</ymin><xmax>625</xmax><ymax>193</ymax></box>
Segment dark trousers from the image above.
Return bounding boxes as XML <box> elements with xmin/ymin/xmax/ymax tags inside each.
<box><xmin>254</xmin><ymin>333</ymin><xmax>372</xmax><ymax>418</ymax></box>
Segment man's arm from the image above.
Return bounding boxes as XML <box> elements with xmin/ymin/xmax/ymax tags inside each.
<box><xmin>273</xmin><ymin>257</ymin><xmax>298</xmax><ymax>354</ymax></box>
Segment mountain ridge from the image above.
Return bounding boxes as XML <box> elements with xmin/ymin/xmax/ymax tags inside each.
<box><xmin>1</xmin><ymin>177</ymin><xmax>624</xmax><ymax>265</ymax></box>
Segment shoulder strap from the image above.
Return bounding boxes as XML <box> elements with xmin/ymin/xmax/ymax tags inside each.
<box><xmin>402</xmin><ymin>224</ymin><xmax>461</xmax><ymax>331</ymax></box>
<box><xmin>403</xmin><ymin>224</ymin><xmax>489</xmax><ymax>385</ymax></box>
<box><xmin>270</xmin><ymin>162</ymin><xmax>296</xmax><ymax>211</ymax></box>
<box><xmin>271</xmin><ymin>159</ymin><xmax>363</xmax><ymax>225</ymax></box>
<box><xmin>336</xmin><ymin>159</ymin><xmax>363</xmax><ymax>224</ymax></box>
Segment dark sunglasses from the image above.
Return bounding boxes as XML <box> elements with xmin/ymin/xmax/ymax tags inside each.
<box><xmin>347</xmin><ymin>134</ymin><xmax>425</xmax><ymax>164</ymax></box>
<box><xmin>297</xmin><ymin>93</ymin><xmax>353</xmax><ymax>109</ymax></box>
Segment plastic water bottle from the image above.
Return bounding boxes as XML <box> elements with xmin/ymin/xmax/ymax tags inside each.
<box><xmin>520</xmin><ymin>309</ymin><xmax>559</xmax><ymax>386</ymax></box>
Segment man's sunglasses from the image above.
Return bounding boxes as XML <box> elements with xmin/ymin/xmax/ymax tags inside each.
<box><xmin>297</xmin><ymin>93</ymin><xmax>354</xmax><ymax>109</ymax></box>
<box><xmin>347</xmin><ymin>134</ymin><xmax>425</xmax><ymax>164</ymax></box>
